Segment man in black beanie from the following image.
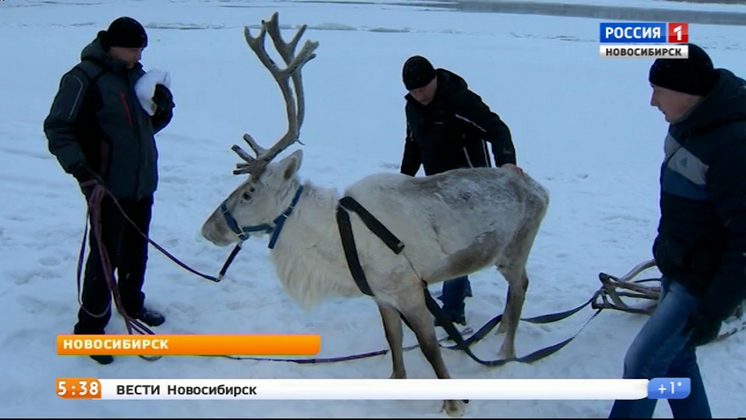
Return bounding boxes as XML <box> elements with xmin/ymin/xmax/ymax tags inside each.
<box><xmin>100</xmin><ymin>17</ymin><xmax>149</xmax><ymax>68</ymax></box>
<box><xmin>399</xmin><ymin>55</ymin><xmax>521</xmax><ymax>335</ymax></box>
<box><xmin>44</xmin><ymin>16</ymin><xmax>175</xmax><ymax>365</ymax></box>
<box><xmin>609</xmin><ymin>42</ymin><xmax>746</xmax><ymax>418</ymax></box>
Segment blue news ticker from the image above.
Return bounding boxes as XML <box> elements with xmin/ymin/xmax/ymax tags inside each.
<box><xmin>647</xmin><ymin>378</ymin><xmax>691</xmax><ymax>399</ymax></box>
<box><xmin>600</xmin><ymin>22</ymin><xmax>667</xmax><ymax>43</ymax></box>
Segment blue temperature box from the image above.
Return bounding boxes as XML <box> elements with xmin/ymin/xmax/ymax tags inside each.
<box><xmin>648</xmin><ymin>378</ymin><xmax>691</xmax><ymax>399</ymax></box>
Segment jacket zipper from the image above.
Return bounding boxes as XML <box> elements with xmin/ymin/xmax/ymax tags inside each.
<box><xmin>119</xmin><ymin>83</ymin><xmax>142</xmax><ymax>198</ymax></box>
<box><xmin>463</xmin><ymin>147</ymin><xmax>474</xmax><ymax>168</ymax></box>
<box><xmin>119</xmin><ymin>92</ymin><xmax>134</xmax><ymax>127</ymax></box>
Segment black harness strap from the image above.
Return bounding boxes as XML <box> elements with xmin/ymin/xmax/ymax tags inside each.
<box><xmin>336</xmin><ymin>204</ymin><xmax>376</xmax><ymax>297</ymax></box>
<box><xmin>334</xmin><ymin>195</ymin><xmax>606</xmax><ymax>368</ymax></box>
<box><xmin>423</xmin><ymin>283</ymin><xmax>603</xmax><ymax>366</ymax></box>
<box><xmin>335</xmin><ymin>196</ymin><xmax>406</xmax><ymax>297</ymax></box>
<box><xmin>338</xmin><ymin>196</ymin><xmax>404</xmax><ymax>254</ymax></box>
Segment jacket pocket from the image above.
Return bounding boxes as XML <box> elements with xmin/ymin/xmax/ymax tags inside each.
<box><xmin>687</xmin><ymin>241</ymin><xmax>723</xmax><ymax>274</ymax></box>
<box><xmin>654</xmin><ymin>236</ymin><xmax>693</xmax><ymax>270</ymax></box>
<box><xmin>654</xmin><ymin>235</ymin><xmax>722</xmax><ymax>275</ymax></box>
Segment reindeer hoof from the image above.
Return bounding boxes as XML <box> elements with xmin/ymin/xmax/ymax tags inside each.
<box><xmin>441</xmin><ymin>400</ymin><xmax>465</xmax><ymax>417</ymax></box>
<box><xmin>389</xmin><ymin>372</ymin><xmax>406</xmax><ymax>379</ymax></box>
<box><xmin>497</xmin><ymin>345</ymin><xmax>515</xmax><ymax>361</ymax></box>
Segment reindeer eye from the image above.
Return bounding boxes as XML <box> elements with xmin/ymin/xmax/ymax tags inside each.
<box><xmin>242</xmin><ymin>192</ymin><xmax>252</xmax><ymax>201</ymax></box>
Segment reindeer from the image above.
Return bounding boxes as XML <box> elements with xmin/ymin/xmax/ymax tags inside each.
<box><xmin>200</xmin><ymin>12</ymin><xmax>550</xmax><ymax>417</ymax></box>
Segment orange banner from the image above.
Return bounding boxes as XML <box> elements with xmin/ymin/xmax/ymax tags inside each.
<box><xmin>56</xmin><ymin>334</ymin><xmax>320</xmax><ymax>356</ymax></box>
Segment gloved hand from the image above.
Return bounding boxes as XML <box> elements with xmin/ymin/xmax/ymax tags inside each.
<box><xmin>70</xmin><ymin>161</ymin><xmax>105</xmax><ymax>197</ymax></box>
<box><xmin>152</xmin><ymin>84</ymin><xmax>174</xmax><ymax>114</ymax></box>
<box><xmin>681</xmin><ymin>307</ymin><xmax>721</xmax><ymax>348</ymax></box>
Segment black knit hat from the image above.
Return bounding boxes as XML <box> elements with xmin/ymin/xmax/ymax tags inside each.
<box><xmin>403</xmin><ymin>55</ymin><xmax>436</xmax><ymax>90</ymax></box>
<box><xmin>649</xmin><ymin>43</ymin><xmax>717</xmax><ymax>96</ymax></box>
<box><xmin>103</xmin><ymin>17</ymin><xmax>147</xmax><ymax>49</ymax></box>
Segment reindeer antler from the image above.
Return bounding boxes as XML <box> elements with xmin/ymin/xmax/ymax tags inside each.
<box><xmin>232</xmin><ymin>12</ymin><xmax>319</xmax><ymax>177</ymax></box>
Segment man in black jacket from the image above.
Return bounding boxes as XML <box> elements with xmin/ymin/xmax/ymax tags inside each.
<box><xmin>44</xmin><ymin>17</ymin><xmax>175</xmax><ymax>365</ymax></box>
<box><xmin>399</xmin><ymin>55</ymin><xmax>522</xmax><ymax>329</ymax></box>
<box><xmin>609</xmin><ymin>43</ymin><xmax>746</xmax><ymax>418</ymax></box>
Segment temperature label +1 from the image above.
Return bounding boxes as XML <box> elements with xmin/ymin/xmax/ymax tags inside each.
<box><xmin>647</xmin><ymin>378</ymin><xmax>691</xmax><ymax>399</ymax></box>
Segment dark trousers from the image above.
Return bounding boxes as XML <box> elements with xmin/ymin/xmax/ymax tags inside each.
<box><xmin>438</xmin><ymin>275</ymin><xmax>472</xmax><ymax>317</ymax></box>
<box><xmin>74</xmin><ymin>195</ymin><xmax>154</xmax><ymax>334</ymax></box>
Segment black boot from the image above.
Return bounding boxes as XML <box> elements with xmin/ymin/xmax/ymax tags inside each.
<box><xmin>90</xmin><ymin>355</ymin><xmax>114</xmax><ymax>365</ymax></box>
<box><xmin>73</xmin><ymin>326</ymin><xmax>114</xmax><ymax>365</ymax></box>
<box><xmin>134</xmin><ymin>308</ymin><xmax>165</xmax><ymax>327</ymax></box>
<box><xmin>434</xmin><ymin>312</ymin><xmax>467</xmax><ymax>327</ymax></box>
<box><xmin>434</xmin><ymin>301</ymin><xmax>467</xmax><ymax>327</ymax></box>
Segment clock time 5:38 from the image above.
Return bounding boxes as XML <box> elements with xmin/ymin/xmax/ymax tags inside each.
<box><xmin>56</xmin><ymin>378</ymin><xmax>102</xmax><ymax>399</ymax></box>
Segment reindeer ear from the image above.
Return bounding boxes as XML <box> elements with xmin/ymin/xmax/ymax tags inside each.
<box><xmin>278</xmin><ymin>149</ymin><xmax>303</xmax><ymax>180</ymax></box>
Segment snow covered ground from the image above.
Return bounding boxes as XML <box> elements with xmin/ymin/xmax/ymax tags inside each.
<box><xmin>463</xmin><ymin>0</ymin><xmax>746</xmax><ymax>13</ymax></box>
<box><xmin>1</xmin><ymin>0</ymin><xmax>745</xmax><ymax>417</ymax></box>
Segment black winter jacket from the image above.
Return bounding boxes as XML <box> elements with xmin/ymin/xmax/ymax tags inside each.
<box><xmin>44</xmin><ymin>31</ymin><xmax>174</xmax><ymax>200</ymax></box>
<box><xmin>400</xmin><ymin>69</ymin><xmax>515</xmax><ymax>176</ymax></box>
<box><xmin>653</xmin><ymin>68</ymin><xmax>746</xmax><ymax>321</ymax></box>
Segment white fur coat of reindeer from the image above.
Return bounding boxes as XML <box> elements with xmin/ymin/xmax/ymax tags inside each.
<box><xmin>200</xmin><ymin>12</ymin><xmax>550</xmax><ymax>418</ymax></box>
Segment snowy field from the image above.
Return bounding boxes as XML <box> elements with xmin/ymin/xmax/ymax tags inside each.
<box><xmin>1</xmin><ymin>0</ymin><xmax>746</xmax><ymax>417</ymax></box>
<box><xmin>462</xmin><ymin>0</ymin><xmax>746</xmax><ymax>13</ymax></box>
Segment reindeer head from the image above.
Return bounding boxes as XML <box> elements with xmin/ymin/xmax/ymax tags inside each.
<box><xmin>200</xmin><ymin>13</ymin><xmax>318</xmax><ymax>247</ymax></box>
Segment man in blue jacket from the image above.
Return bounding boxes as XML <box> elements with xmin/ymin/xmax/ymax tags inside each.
<box><xmin>609</xmin><ymin>43</ymin><xmax>746</xmax><ymax>418</ymax></box>
<box><xmin>399</xmin><ymin>55</ymin><xmax>522</xmax><ymax>330</ymax></box>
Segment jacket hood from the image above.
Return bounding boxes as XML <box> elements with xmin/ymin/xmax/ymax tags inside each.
<box><xmin>676</xmin><ymin>68</ymin><xmax>746</xmax><ymax>133</ymax></box>
<box><xmin>434</xmin><ymin>68</ymin><xmax>468</xmax><ymax>95</ymax></box>
<box><xmin>80</xmin><ymin>31</ymin><xmax>141</xmax><ymax>73</ymax></box>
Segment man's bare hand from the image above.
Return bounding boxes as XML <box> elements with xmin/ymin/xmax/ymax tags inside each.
<box><xmin>502</xmin><ymin>163</ymin><xmax>524</xmax><ymax>175</ymax></box>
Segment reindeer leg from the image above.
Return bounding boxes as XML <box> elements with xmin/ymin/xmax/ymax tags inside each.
<box><xmin>495</xmin><ymin>221</ymin><xmax>538</xmax><ymax>360</ymax></box>
<box><xmin>376</xmin><ymin>300</ymin><xmax>406</xmax><ymax>379</ymax></box>
<box><xmin>496</xmin><ymin>263</ymin><xmax>529</xmax><ymax>337</ymax></box>
<box><xmin>397</xmin><ymin>297</ymin><xmax>465</xmax><ymax>418</ymax></box>
<box><xmin>495</xmin><ymin>264</ymin><xmax>511</xmax><ymax>335</ymax></box>
<box><xmin>496</xmin><ymin>266</ymin><xmax>529</xmax><ymax>360</ymax></box>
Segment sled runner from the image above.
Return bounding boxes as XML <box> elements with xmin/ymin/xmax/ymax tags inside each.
<box><xmin>594</xmin><ymin>259</ymin><xmax>746</xmax><ymax>344</ymax></box>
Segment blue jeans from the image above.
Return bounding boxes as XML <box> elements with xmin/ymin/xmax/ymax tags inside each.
<box><xmin>437</xmin><ymin>276</ymin><xmax>472</xmax><ymax>317</ymax></box>
<box><xmin>608</xmin><ymin>277</ymin><xmax>712</xmax><ymax>418</ymax></box>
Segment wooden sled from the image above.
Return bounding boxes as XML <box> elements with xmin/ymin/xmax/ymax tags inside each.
<box><xmin>593</xmin><ymin>259</ymin><xmax>745</xmax><ymax>344</ymax></box>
